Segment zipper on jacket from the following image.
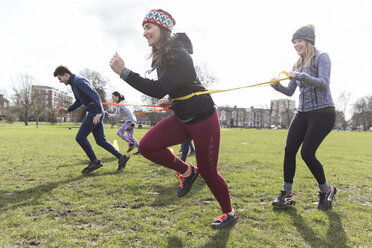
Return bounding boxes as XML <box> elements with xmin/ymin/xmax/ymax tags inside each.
<box><xmin>314</xmin><ymin>88</ymin><xmax>318</xmax><ymax>105</ymax></box>
<box><xmin>302</xmin><ymin>90</ymin><xmax>305</xmax><ymax>112</ymax></box>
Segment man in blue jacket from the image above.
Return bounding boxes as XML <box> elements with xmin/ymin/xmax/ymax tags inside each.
<box><xmin>54</xmin><ymin>65</ymin><xmax>130</xmax><ymax>173</ymax></box>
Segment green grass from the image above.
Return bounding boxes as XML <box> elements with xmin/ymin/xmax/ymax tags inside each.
<box><xmin>0</xmin><ymin>123</ymin><xmax>371</xmax><ymax>247</ymax></box>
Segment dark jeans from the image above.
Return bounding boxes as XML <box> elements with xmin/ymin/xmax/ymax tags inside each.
<box><xmin>284</xmin><ymin>111</ymin><xmax>335</xmax><ymax>184</ymax></box>
<box><xmin>76</xmin><ymin>113</ymin><xmax>123</xmax><ymax>162</ymax></box>
<box><xmin>181</xmin><ymin>139</ymin><xmax>194</xmax><ymax>162</ymax></box>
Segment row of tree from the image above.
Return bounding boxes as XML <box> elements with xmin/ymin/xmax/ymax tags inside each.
<box><xmin>3</xmin><ymin>64</ymin><xmax>216</xmax><ymax>127</ymax></box>
<box><xmin>5</xmin><ymin>69</ymin><xmax>110</xmax><ymax>127</ymax></box>
<box><xmin>351</xmin><ymin>95</ymin><xmax>372</xmax><ymax>130</ymax></box>
<box><xmin>2</xmin><ymin>66</ymin><xmax>372</xmax><ymax>130</ymax></box>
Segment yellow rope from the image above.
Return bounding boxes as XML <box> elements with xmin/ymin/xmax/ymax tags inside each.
<box><xmin>173</xmin><ymin>71</ymin><xmax>289</xmax><ymax>101</ymax></box>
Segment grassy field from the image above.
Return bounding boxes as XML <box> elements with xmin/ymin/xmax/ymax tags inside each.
<box><xmin>0</xmin><ymin>123</ymin><xmax>371</xmax><ymax>247</ymax></box>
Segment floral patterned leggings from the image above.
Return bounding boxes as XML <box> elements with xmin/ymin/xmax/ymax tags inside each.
<box><xmin>117</xmin><ymin>121</ymin><xmax>139</xmax><ymax>147</ymax></box>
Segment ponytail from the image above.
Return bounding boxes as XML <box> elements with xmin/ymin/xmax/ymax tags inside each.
<box><xmin>112</xmin><ymin>91</ymin><xmax>125</xmax><ymax>102</ymax></box>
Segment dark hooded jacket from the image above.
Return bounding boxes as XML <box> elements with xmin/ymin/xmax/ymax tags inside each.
<box><xmin>67</xmin><ymin>74</ymin><xmax>104</xmax><ymax>116</ymax></box>
<box><xmin>121</xmin><ymin>33</ymin><xmax>215</xmax><ymax>124</ymax></box>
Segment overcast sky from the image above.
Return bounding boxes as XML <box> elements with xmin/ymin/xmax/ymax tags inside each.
<box><xmin>1</xmin><ymin>0</ymin><xmax>371</xmax><ymax>117</ymax></box>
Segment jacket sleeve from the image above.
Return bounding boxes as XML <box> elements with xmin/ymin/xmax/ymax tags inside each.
<box><xmin>271</xmin><ymin>78</ymin><xmax>297</xmax><ymax>96</ymax></box>
<box><xmin>120</xmin><ymin>50</ymin><xmax>191</xmax><ymax>99</ymax></box>
<box><xmin>295</xmin><ymin>53</ymin><xmax>331</xmax><ymax>90</ymax></box>
<box><xmin>67</xmin><ymin>98</ymin><xmax>82</xmax><ymax>112</ymax></box>
<box><xmin>108</xmin><ymin>106</ymin><xmax>120</xmax><ymax>118</ymax></box>
<box><xmin>75</xmin><ymin>78</ymin><xmax>104</xmax><ymax>114</ymax></box>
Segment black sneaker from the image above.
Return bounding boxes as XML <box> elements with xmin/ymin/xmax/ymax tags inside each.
<box><xmin>188</xmin><ymin>151</ymin><xmax>195</xmax><ymax>156</ymax></box>
<box><xmin>127</xmin><ymin>144</ymin><xmax>135</xmax><ymax>153</ymax></box>
<box><xmin>318</xmin><ymin>185</ymin><xmax>337</xmax><ymax>210</ymax></box>
<box><xmin>117</xmin><ymin>155</ymin><xmax>130</xmax><ymax>171</ymax></box>
<box><xmin>176</xmin><ymin>165</ymin><xmax>199</xmax><ymax>197</ymax></box>
<box><xmin>272</xmin><ymin>190</ymin><xmax>295</xmax><ymax>207</ymax></box>
<box><xmin>82</xmin><ymin>160</ymin><xmax>103</xmax><ymax>174</ymax></box>
<box><xmin>211</xmin><ymin>209</ymin><xmax>237</xmax><ymax>228</ymax></box>
<box><xmin>133</xmin><ymin>151</ymin><xmax>141</xmax><ymax>155</ymax></box>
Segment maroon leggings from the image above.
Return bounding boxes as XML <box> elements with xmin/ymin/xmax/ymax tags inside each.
<box><xmin>138</xmin><ymin>111</ymin><xmax>232</xmax><ymax>213</ymax></box>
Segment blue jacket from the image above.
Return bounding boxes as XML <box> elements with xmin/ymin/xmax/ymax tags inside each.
<box><xmin>67</xmin><ymin>74</ymin><xmax>104</xmax><ymax>116</ymax></box>
<box><xmin>272</xmin><ymin>51</ymin><xmax>335</xmax><ymax>112</ymax></box>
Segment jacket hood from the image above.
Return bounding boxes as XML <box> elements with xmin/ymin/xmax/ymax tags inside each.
<box><xmin>173</xmin><ymin>33</ymin><xmax>193</xmax><ymax>54</ymax></box>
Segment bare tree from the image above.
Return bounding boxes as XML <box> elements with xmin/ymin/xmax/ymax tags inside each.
<box><xmin>336</xmin><ymin>91</ymin><xmax>351</xmax><ymax>129</ymax></box>
<box><xmin>0</xmin><ymin>94</ymin><xmax>9</xmax><ymax>116</ymax></box>
<box><xmin>352</xmin><ymin>95</ymin><xmax>372</xmax><ymax>130</ymax></box>
<box><xmin>12</xmin><ymin>74</ymin><xmax>33</xmax><ymax>126</ymax></box>
<box><xmin>282</xmin><ymin>99</ymin><xmax>295</xmax><ymax>129</ymax></box>
<box><xmin>79</xmin><ymin>69</ymin><xmax>109</xmax><ymax>103</ymax></box>
<box><xmin>47</xmin><ymin>102</ymin><xmax>59</xmax><ymax>124</ymax></box>
<box><xmin>195</xmin><ymin>63</ymin><xmax>216</xmax><ymax>89</ymax></box>
<box><xmin>270</xmin><ymin>100</ymin><xmax>281</xmax><ymax>128</ymax></box>
<box><xmin>31</xmin><ymin>87</ymin><xmax>47</xmax><ymax>128</ymax></box>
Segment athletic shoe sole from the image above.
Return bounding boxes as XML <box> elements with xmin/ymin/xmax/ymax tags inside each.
<box><xmin>272</xmin><ymin>201</ymin><xmax>296</xmax><ymax>208</ymax></box>
<box><xmin>82</xmin><ymin>163</ymin><xmax>103</xmax><ymax>174</ymax></box>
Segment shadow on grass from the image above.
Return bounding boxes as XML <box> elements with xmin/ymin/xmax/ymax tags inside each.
<box><xmin>0</xmin><ymin>171</ymin><xmax>115</xmax><ymax>213</ymax></box>
<box><xmin>149</xmin><ymin>173</ymin><xmax>207</xmax><ymax>208</ymax></box>
<box><xmin>274</xmin><ymin>207</ymin><xmax>349</xmax><ymax>247</ymax></box>
<box><xmin>56</xmin><ymin>157</ymin><xmax>118</xmax><ymax>168</ymax></box>
<box><xmin>325</xmin><ymin>211</ymin><xmax>349</xmax><ymax>247</ymax></box>
<box><xmin>144</xmin><ymin>161</ymin><xmax>207</xmax><ymax>206</ymax></box>
<box><xmin>166</xmin><ymin>236</ymin><xmax>183</xmax><ymax>248</ymax></box>
<box><xmin>201</xmin><ymin>225</ymin><xmax>234</xmax><ymax>248</ymax></box>
<box><xmin>56</xmin><ymin>159</ymin><xmax>87</xmax><ymax>168</ymax></box>
<box><xmin>165</xmin><ymin>225</ymin><xmax>234</xmax><ymax>248</ymax></box>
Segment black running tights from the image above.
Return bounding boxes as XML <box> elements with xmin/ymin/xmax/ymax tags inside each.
<box><xmin>283</xmin><ymin>111</ymin><xmax>335</xmax><ymax>184</ymax></box>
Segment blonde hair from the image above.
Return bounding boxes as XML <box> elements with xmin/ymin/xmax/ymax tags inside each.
<box><xmin>294</xmin><ymin>24</ymin><xmax>316</xmax><ymax>71</ymax></box>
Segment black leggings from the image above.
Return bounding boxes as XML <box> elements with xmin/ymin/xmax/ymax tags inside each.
<box><xmin>283</xmin><ymin>111</ymin><xmax>335</xmax><ymax>184</ymax></box>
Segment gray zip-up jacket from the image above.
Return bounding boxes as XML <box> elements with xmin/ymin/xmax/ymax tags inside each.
<box><xmin>107</xmin><ymin>100</ymin><xmax>136</xmax><ymax>123</ymax></box>
<box><xmin>272</xmin><ymin>51</ymin><xmax>334</xmax><ymax>112</ymax></box>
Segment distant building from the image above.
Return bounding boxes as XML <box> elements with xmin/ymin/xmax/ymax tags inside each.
<box><xmin>270</xmin><ymin>99</ymin><xmax>296</xmax><ymax>129</ymax></box>
<box><xmin>32</xmin><ymin>85</ymin><xmax>73</xmax><ymax>121</ymax></box>
<box><xmin>0</xmin><ymin>94</ymin><xmax>10</xmax><ymax>116</ymax></box>
<box><xmin>32</xmin><ymin>85</ymin><xmax>73</xmax><ymax>109</ymax></box>
<box><xmin>217</xmin><ymin>99</ymin><xmax>296</xmax><ymax>129</ymax></box>
<box><xmin>218</xmin><ymin>106</ymin><xmax>238</xmax><ymax>127</ymax></box>
<box><xmin>246</xmin><ymin>106</ymin><xmax>271</xmax><ymax>128</ymax></box>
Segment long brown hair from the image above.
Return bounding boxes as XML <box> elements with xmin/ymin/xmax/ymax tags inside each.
<box><xmin>149</xmin><ymin>10</ymin><xmax>176</xmax><ymax>69</ymax></box>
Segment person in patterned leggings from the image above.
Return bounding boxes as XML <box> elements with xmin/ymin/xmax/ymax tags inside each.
<box><xmin>105</xmin><ymin>91</ymin><xmax>139</xmax><ymax>153</ymax></box>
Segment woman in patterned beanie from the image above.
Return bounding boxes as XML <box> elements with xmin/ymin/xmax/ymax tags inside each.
<box><xmin>109</xmin><ymin>9</ymin><xmax>236</xmax><ymax>228</ymax></box>
<box><xmin>271</xmin><ymin>25</ymin><xmax>337</xmax><ymax>210</ymax></box>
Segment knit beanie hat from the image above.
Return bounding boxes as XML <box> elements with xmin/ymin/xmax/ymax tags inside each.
<box><xmin>292</xmin><ymin>25</ymin><xmax>315</xmax><ymax>45</ymax></box>
<box><xmin>142</xmin><ymin>9</ymin><xmax>175</xmax><ymax>32</ymax></box>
